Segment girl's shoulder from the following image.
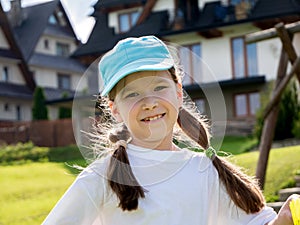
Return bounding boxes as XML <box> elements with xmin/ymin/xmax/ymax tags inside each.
<box><xmin>184</xmin><ymin>149</ymin><xmax>216</xmax><ymax>173</ymax></box>
<box><xmin>77</xmin><ymin>154</ymin><xmax>111</xmax><ymax>181</ymax></box>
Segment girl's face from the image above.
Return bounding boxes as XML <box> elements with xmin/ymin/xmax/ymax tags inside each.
<box><xmin>110</xmin><ymin>70</ymin><xmax>182</xmax><ymax>150</ymax></box>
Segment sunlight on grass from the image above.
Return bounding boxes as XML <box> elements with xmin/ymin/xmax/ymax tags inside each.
<box><xmin>1</xmin><ymin>145</ymin><xmax>300</xmax><ymax>224</ymax></box>
<box><xmin>0</xmin><ymin>163</ymin><xmax>77</xmax><ymax>225</ymax></box>
<box><xmin>216</xmin><ymin>136</ymin><xmax>258</xmax><ymax>155</ymax></box>
<box><xmin>231</xmin><ymin>145</ymin><xmax>300</xmax><ymax>202</ymax></box>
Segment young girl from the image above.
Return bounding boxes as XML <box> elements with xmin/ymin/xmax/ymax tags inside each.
<box><xmin>42</xmin><ymin>35</ymin><xmax>298</xmax><ymax>225</ymax></box>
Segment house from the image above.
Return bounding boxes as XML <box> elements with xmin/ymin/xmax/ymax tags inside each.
<box><xmin>0</xmin><ymin>0</ymin><xmax>87</xmax><ymax>121</ymax></box>
<box><xmin>73</xmin><ymin>0</ymin><xmax>300</xmax><ymax>136</ymax></box>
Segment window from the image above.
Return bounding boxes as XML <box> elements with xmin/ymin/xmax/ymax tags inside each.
<box><xmin>118</xmin><ymin>11</ymin><xmax>140</xmax><ymax>33</ymax></box>
<box><xmin>4</xmin><ymin>103</ymin><xmax>10</xmax><ymax>112</ymax></box>
<box><xmin>16</xmin><ymin>105</ymin><xmax>21</xmax><ymax>121</ymax></box>
<box><xmin>179</xmin><ymin>43</ymin><xmax>202</xmax><ymax>85</ymax></box>
<box><xmin>176</xmin><ymin>0</ymin><xmax>200</xmax><ymax>24</ymax></box>
<box><xmin>44</xmin><ymin>39</ymin><xmax>49</xmax><ymax>49</ymax></box>
<box><xmin>229</xmin><ymin>0</ymin><xmax>256</xmax><ymax>6</ymax></box>
<box><xmin>246</xmin><ymin>43</ymin><xmax>258</xmax><ymax>75</ymax></box>
<box><xmin>58</xmin><ymin>74</ymin><xmax>71</xmax><ymax>89</ymax></box>
<box><xmin>234</xmin><ymin>92</ymin><xmax>260</xmax><ymax>117</ymax></box>
<box><xmin>2</xmin><ymin>66</ymin><xmax>9</xmax><ymax>82</ymax></box>
<box><xmin>49</xmin><ymin>14</ymin><xmax>58</xmax><ymax>24</ymax></box>
<box><xmin>56</xmin><ymin>42</ymin><xmax>70</xmax><ymax>57</ymax></box>
<box><xmin>194</xmin><ymin>98</ymin><xmax>206</xmax><ymax>114</ymax></box>
<box><xmin>231</xmin><ymin>37</ymin><xmax>257</xmax><ymax>78</ymax></box>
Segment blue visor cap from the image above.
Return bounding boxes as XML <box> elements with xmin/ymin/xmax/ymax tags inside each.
<box><xmin>99</xmin><ymin>36</ymin><xmax>174</xmax><ymax>96</ymax></box>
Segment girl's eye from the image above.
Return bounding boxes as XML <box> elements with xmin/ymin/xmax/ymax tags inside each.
<box><xmin>154</xmin><ymin>86</ymin><xmax>167</xmax><ymax>91</ymax></box>
<box><xmin>125</xmin><ymin>92</ymin><xmax>139</xmax><ymax>98</ymax></box>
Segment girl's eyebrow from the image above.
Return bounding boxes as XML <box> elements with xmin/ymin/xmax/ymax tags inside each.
<box><xmin>119</xmin><ymin>76</ymin><xmax>170</xmax><ymax>95</ymax></box>
<box><xmin>119</xmin><ymin>85</ymin><xmax>138</xmax><ymax>97</ymax></box>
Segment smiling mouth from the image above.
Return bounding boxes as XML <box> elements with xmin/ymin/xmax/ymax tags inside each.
<box><xmin>141</xmin><ymin>113</ymin><xmax>166</xmax><ymax>122</ymax></box>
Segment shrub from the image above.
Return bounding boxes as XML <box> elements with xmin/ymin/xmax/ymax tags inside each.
<box><xmin>58</xmin><ymin>92</ymin><xmax>72</xmax><ymax>119</ymax></box>
<box><xmin>254</xmin><ymin>80</ymin><xmax>300</xmax><ymax>141</ymax></box>
<box><xmin>292</xmin><ymin>111</ymin><xmax>300</xmax><ymax>138</ymax></box>
<box><xmin>32</xmin><ymin>87</ymin><xmax>48</xmax><ymax>120</ymax></box>
<box><xmin>0</xmin><ymin>142</ymin><xmax>49</xmax><ymax>165</ymax></box>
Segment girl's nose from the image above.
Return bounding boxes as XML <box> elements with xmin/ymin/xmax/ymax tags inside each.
<box><xmin>142</xmin><ymin>100</ymin><xmax>158</xmax><ymax>110</ymax></box>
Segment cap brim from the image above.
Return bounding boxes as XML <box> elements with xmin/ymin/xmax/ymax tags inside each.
<box><xmin>100</xmin><ymin>58</ymin><xmax>174</xmax><ymax>96</ymax></box>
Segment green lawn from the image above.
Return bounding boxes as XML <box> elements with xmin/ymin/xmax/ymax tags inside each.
<box><xmin>231</xmin><ymin>145</ymin><xmax>300</xmax><ymax>202</ymax></box>
<box><xmin>0</xmin><ymin>162</ymin><xmax>82</xmax><ymax>225</ymax></box>
<box><xmin>213</xmin><ymin>135</ymin><xmax>258</xmax><ymax>155</ymax></box>
<box><xmin>1</xmin><ymin>144</ymin><xmax>300</xmax><ymax>224</ymax></box>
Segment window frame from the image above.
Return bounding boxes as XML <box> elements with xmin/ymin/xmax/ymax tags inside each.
<box><xmin>2</xmin><ymin>66</ymin><xmax>9</xmax><ymax>82</ymax></box>
<box><xmin>44</xmin><ymin>39</ymin><xmax>49</xmax><ymax>49</ymax></box>
<box><xmin>58</xmin><ymin>73</ymin><xmax>71</xmax><ymax>90</ymax></box>
<box><xmin>118</xmin><ymin>11</ymin><xmax>140</xmax><ymax>33</ymax></box>
<box><xmin>231</xmin><ymin>36</ymin><xmax>258</xmax><ymax>78</ymax></box>
<box><xmin>56</xmin><ymin>42</ymin><xmax>70</xmax><ymax>57</ymax></box>
<box><xmin>179</xmin><ymin>43</ymin><xmax>202</xmax><ymax>85</ymax></box>
<box><xmin>233</xmin><ymin>91</ymin><xmax>260</xmax><ymax>118</ymax></box>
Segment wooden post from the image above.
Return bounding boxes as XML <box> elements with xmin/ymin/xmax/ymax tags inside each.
<box><xmin>256</xmin><ymin>48</ymin><xmax>289</xmax><ymax>189</ymax></box>
<box><xmin>275</xmin><ymin>23</ymin><xmax>300</xmax><ymax>82</ymax></box>
<box><xmin>247</xmin><ymin>22</ymin><xmax>300</xmax><ymax>189</ymax></box>
<box><xmin>262</xmin><ymin>57</ymin><xmax>300</xmax><ymax>119</ymax></box>
<box><xmin>246</xmin><ymin>21</ymin><xmax>300</xmax><ymax>44</ymax></box>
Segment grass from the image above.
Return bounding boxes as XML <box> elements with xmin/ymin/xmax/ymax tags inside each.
<box><xmin>1</xmin><ymin>141</ymin><xmax>300</xmax><ymax>224</ymax></box>
<box><xmin>0</xmin><ymin>144</ymin><xmax>86</xmax><ymax>225</ymax></box>
<box><xmin>214</xmin><ymin>135</ymin><xmax>258</xmax><ymax>155</ymax></box>
<box><xmin>0</xmin><ymin>163</ymin><xmax>81</xmax><ymax>225</ymax></box>
<box><xmin>231</xmin><ymin>145</ymin><xmax>300</xmax><ymax>202</ymax></box>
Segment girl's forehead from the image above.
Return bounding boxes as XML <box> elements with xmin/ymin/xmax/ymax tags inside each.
<box><xmin>123</xmin><ymin>70</ymin><xmax>171</xmax><ymax>84</ymax></box>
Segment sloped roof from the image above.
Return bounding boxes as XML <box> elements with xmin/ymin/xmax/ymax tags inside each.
<box><xmin>29</xmin><ymin>53</ymin><xmax>86</xmax><ymax>73</ymax></box>
<box><xmin>73</xmin><ymin>10</ymin><xmax>168</xmax><ymax>56</ymax></box>
<box><xmin>0</xmin><ymin>82</ymin><xmax>33</xmax><ymax>99</ymax></box>
<box><xmin>13</xmin><ymin>0</ymin><xmax>78</xmax><ymax>61</ymax></box>
<box><xmin>0</xmin><ymin>48</ymin><xmax>19</xmax><ymax>59</ymax></box>
<box><xmin>13</xmin><ymin>0</ymin><xmax>59</xmax><ymax>61</ymax></box>
<box><xmin>0</xmin><ymin>4</ymin><xmax>35</xmax><ymax>90</ymax></box>
<box><xmin>0</xmin><ymin>82</ymin><xmax>76</xmax><ymax>101</ymax></box>
<box><xmin>44</xmin><ymin>24</ymin><xmax>74</xmax><ymax>39</ymax></box>
<box><xmin>76</xmin><ymin>0</ymin><xmax>300</xmax><ymax>58</ymax></box>
<box><xmin>72</xmin><ymin>13</ymin><xmax>115</xmax><ymax>57</ymax></box>
<box><xmin>43</xmin><ymin>87</ymin><xmax>75</xmax><ymax>101</ymax></box>
<box><xmin>94</xmin><ymin>0</ymin><xmax>146</xmax><ymax>10</ymax></box>
<box><xmin>250</xmin><ymin>0</ymin><xmax>300</xmax><ymax>19</ymax></box>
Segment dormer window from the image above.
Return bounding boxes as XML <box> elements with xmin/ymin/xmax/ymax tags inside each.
<box><xmin>118</xmin><ymin>11</ymin><xmax>140</xmax><ymax>33</ymax></box>
<box><xmin>44</xmin><ymin>39</ymin><xmax>49</xmax><ymax>49</ymax></box>
<box><xmin>56</xmin><ymin>42</ymin><xmax>70</xmax><ymax>57</ymax></box>
<box><xmin>49</xmin><ymin>15</ymin><xmax>58</xmax><ymax>24</ymax></box>
<box><xmin>2</xmin><ymin>66</ymin><xmax>9</xmax><ymax>82</ymax></box>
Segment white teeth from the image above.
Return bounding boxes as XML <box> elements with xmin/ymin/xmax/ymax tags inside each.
<box><xmin>144</xmin><ymin>114</ymin><xmax>163</xmax><ymax>121</ymax></box>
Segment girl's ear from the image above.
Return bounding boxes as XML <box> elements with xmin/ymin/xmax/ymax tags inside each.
<box><xmin>108</xmin><ymin>100</ymin><xmax>123</xmax><ymax>122</ymax></box>
<box><xmin>176</xmin><ymin>83</ymin><xmax>183</xmax><ymax>107</ymax></box>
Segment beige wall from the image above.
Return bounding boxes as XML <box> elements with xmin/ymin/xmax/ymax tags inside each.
<box><xmin>165</xmin><ymin>23</ymin><xmax>283</xmax><ymax>84</ymax></box>
<box><xmin>0</xmin><ymin>97</ymin><xmax>32</xmax><ymax>121</ymax></box>
<box><xmin>32</xmin><ymin>66</ymin><xmax>85</xmax><ymax>91</ymax></box>
<box><xmin>0</xmin><ymin>61</ymin><xmax>26</xmax><ymax>85</ymax></box>
<box><xmin>33</xmin><ymin>67</ymin><xmax>57</xmax><ymax>88</ymax></box>
<box><xmin>35</xmin><ymin>34</ymin><xmax>77</xmax><ymax>56</ymax></box>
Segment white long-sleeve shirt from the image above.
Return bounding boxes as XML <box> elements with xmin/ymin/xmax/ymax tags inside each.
<box><xmin>42</xmin><ymin>144</ymin><xmax>276</xmax><ymax>225</ymax></box>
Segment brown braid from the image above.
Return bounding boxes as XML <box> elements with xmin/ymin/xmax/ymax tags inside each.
<box><xmin>177</xmin><ymin>107</ymin><xmax>265</xmax><ymax>214</ymax></box>
<box><xmin>107</xmin><ymin>124</ymin><xmax>146</xmax><ymax>211</ymax></box>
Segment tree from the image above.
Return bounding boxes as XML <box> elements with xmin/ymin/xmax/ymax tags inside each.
<box><xmin>254</xmin><ymin>80</ymin><xmax>300</xmax><ymax>141</ymax></box>
<box><xmin>32</xmin><ymin>87</ymin><xmax>48</xmax><ymax>120</ymax></box>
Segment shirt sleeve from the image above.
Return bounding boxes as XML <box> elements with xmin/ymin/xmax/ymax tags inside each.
<box><xmin>41</xmin><ymin>162</ymin><xmax>107</xmax><ymax>225</ymax></box>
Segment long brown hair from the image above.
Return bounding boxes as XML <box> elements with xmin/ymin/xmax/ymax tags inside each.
<box><xmin>106</xmin><ymin>67</ymin><xmax>265</xmax><ymax>213</ymax></box>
